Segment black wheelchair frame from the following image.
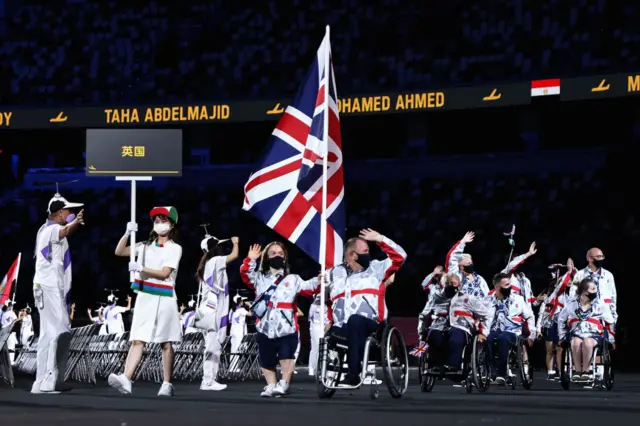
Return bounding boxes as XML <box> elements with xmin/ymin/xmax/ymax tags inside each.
<box><xmin>315</xmin><ymin>321</ymin><xmax>409</xmax><ymax>400</ymax></box>
<box><xmin>559</xmin><ymin>338</ymin><xmax>613</xmax><ymax>391</ymax></box>
<box><xmin>418</xmin><ymin>330</ymin><xmax>491</xmax><ymax>394</ymax></box>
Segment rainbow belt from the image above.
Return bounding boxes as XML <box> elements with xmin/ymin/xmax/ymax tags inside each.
<box><xmin>131</xmin><ymin>279</ymin><xmax>174</xmax><ymax>297</ymax></box>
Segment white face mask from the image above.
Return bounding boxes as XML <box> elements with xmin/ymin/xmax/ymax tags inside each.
<box><xmin>154</xmin><ymin>223</ymin><xmax>172</xmax><ymax>236</ymax></box>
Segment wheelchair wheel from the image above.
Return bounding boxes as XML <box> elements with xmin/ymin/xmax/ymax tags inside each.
<box><xmin>381</xmin><ymin>325</ymin><xmax>409</xmax><ymax>399</ymax></box>
<box><xmin>419</xmin><ymin>349</ymin><xmax>436</xmax><ymax>393</ymax></box>
<box><xmin>559</xmin><ymin>346</ymin><xmax>571</xmax><ymax>390</ymax></box>
<box><xmin>471</xmin><ymin>336</ymin><xmax>491</xmax><ymax>393</ymax></box>
<box><xmin>516</xmin><ymin>340</ymin><xmax>533</xmax><ymax>390</ymax></box>
<box><xmin>316</xmin><ymin>338</ymin><xmax>337</xmax><ymax>399</ymax></box>
<box><xmin>602</xmin><ymin>343</ymin><xmax>614</xmax><ymax>391</ymax></box>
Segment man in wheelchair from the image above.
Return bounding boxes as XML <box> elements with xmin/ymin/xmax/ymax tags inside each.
<box><xmin>557</xmin><ymin>278</ymin><xmax>615</xmax><ymax>382</ymax></box>
<box><xmin>419</xmin><ymin>273</ymin><xmax>494</xmax><ymax>375</ymax></box>
<box><xmin>487</xmin><ymin>273</ymin><xmax>535</xmax><ymax>385</ymax></box>
<box><xmin>324</xmin><ymin>228</ymin><xmax>406</xmax><ymax>386</ymax></box>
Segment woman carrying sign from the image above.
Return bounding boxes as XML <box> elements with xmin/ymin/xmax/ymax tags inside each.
<box><xmin>109</xmin><ymin>206</ymin><xmax>183</xmax><ymax>397</ymax></box>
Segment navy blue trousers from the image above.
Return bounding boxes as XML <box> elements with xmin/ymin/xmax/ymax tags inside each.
<box><xmin>335</xmin><ymin>315</ymin><xmax>379</xmax><ymax>376</ymax></box>
<box><xmin>487</xmin><ymin>331</ymin><xmax>517</xmax><ymax>377</ymax></box>
<box><xmin>428</xmin><ymin>328</ymin><xmax>468</xmax><ymax>367</ymax></box>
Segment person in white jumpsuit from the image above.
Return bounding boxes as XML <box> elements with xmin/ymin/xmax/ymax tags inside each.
<box><xmin>31</xmin><ymin>193</ymin><xmax>84</xmax><ymax>394</ymax></box>
<box><xmin>194</xmin><ymin>234</ymin><xmax>239</xmax><ymax>391</ymax></box>
<box><xmin>1</xmin><ymin>301</ymin><xmax>18</xmax><ymax>364</ymax></box>
<box><xmin>103</xmin><ymin>295</ymin><xmax>132</xmax><ymax>337</ymax></box>
<box><xmin>109</xmin><ymin>206</ymin><xmax>183</xmax><ymax>397</ymax></box>
<box><xmin>19</xmin><ymin>307</ymin><xmax>34</xmax><ymax>347</ymax></box>
<box><xmin>228</xmin><ymin>296</ymin><xmax>250</xmax><ymax>372</ymax></box>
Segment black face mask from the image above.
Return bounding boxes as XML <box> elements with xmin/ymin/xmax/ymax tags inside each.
<box><xmin>592</xmin><ymin>259</ymin><xmax>603</xmax><ymax>269</ymax></box>
<box><xmin>356</xmin><ymin>253</ymin><xmax>371</xmax><ymax>270</ymax></box>
<box><xmin>462</xmin><ymin>264</ymin><xmax>474</xmax><ymax>273</ymax></box>
<box><xmin>268</xmin><ymin>256</ymin><xmax>285</xmax><ymax>270</ymax></box>
<box><xmin>586</xmin><ymin>292</ymin><xmax>597</xmax><ymax>301</ymax></box>
<box><xmin>501</xmin><ymin>287</ymin><xmax>512</xmax><ymax>298</ymax></box>
<box><xmin>444</xmin><ymin>286</ymin><xmax>457</xmax><ymax>298</ymax></box>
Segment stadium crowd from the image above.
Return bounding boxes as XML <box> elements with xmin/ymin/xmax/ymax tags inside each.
<box><xmin>0</xmin><ymin>0</ymin><xmax>638</xmax><ymax>105</ymax></box>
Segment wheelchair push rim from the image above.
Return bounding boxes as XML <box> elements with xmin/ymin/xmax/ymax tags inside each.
<box><xmin>381</xmin><ymin>326</ymin><xmax>409</xmax><ymax>398</ymax></box>
<box><xmin>471</xmin><ymin>336</ymin><xmax>491</xmax><ymax>393</ymax></box>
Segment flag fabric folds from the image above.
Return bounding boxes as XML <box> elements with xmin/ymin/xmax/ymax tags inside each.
<box><xmin>0</xmin><ymin>253</ymin><xmax>21</xmax><ymax>305</ymax></box>
<box><xmin>243</xmin><ymin>31</ymin><xmax>345</xmax><ymax>268</ymax></box>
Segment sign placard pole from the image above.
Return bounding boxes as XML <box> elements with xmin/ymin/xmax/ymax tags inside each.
<box><xmin>115</xmin><ymin>176</ymin><xmax>152</xmax><ymax>282</ymax></box>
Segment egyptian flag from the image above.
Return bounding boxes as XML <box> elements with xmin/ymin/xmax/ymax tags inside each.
<box><xmin>0</xmin><ymin>253</ymin><xmax>21</xmax><ymax>305</ymax></box>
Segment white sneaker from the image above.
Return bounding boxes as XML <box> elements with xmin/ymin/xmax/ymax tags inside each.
<box><xmin>272</xmin><ymin>380</ymin><xmax>289</xmax><ymax>396</ymax></box>
<box><xmin>200</xmin><ymin>380</ymin><xmax>227</xmax><ymax>391</ymax></box>
<box><xmin>108</xmin><ymin>374</ymin><xmax>132</xmax><ymax>395</ymax></box>
<box><xmin>158</xmin><ymin>382</ymin><xmax>174</xmax><ymax>396</ymax></box>
<box><xmin>363</xmin><ymin>377</ymin><xmax>382</xmax><ymax>385</ymax></box>
<box><xmin>30</xmin><ymin>381</ymin><xmax>60</xmax><ymax>395</ymax></box>
<box><xmin>308</xmin><ymin>370</ymin><xmax>315</xmax><ymax>376</ymax></box>
<box><xmin>261</xmin><ymin>384</ymin><xmax>275</xmax><ymax>397</ymax></box>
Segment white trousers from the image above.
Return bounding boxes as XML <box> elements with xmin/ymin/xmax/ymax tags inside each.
<box><xmin>6</xmin><ymin>332</ymin><xmax>16</xmax><ymax>365</ymax></box>
<box><xmin>20</xmin><ymin>330</ymin><xmax>34</xmax><ymax>347</ymax></box>
<box><xmin>229</xmin><ymin>332</ymin><xmax>244</xmax><ymax>371</ymax></box>
<box><xmin>308</xmin><ymin>323</ymin><xmax>322</xmax><ymax>375</ymax></box>
<box><xmin>33</xmin><ymin>284</ymin><xmax>71</xmax><ymax>391</ymax></box>
<box><xmin>202</xmin><ymin>329</ymin><xmax>225</xmax><ymax>384</ymax></box>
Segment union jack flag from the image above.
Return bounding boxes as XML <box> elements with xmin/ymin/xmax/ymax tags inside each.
<box><xmin>410</xmin><ymin>341</ymin><xmax>428</xmax><ymax>357</ymax></box>
<box><xmin>243</xmin><ymin>31</ymin><xmax>345</xmax><ymax>268</ymax></box>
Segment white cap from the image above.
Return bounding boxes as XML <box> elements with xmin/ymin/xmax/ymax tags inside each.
<box><xmin>200</xmin><ymin>235</ymin><xmax>229</xmax><ymax>252</ymax></box>
<box><xmin>47</xmin><ymin>193</ymin><xmax>83</xmax><ymax>214</ymax></box>
<box><xmin>4</xmin><ymin>300</ymin><xmax>13</xmax><ymax>307</ymax></box>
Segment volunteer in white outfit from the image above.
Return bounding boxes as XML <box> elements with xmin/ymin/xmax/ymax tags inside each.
<box><xmin>31</xmin><ymin>192</ymin><xmax>84</xmax><ymax>394</ymax></box>
<box><xmin>194</xmin><ymin>234</ymin><xmax>239</xmax><ymax>391</ymax></box>
<box><xmin>103</xmin><ymin>295</ymin><xmax>132</xmax><ymax>336</ymax></box>
<box><xmin>109</xmin><ymin>206</ymin><xmax>183</xmax><ymax>397</ymax></box>
<box><xmin>229</xmin><ymin>297</ymin><xmax>250</xmax><ymax>351</ymax></box>
<box><xmin>1</xmin><ymin>301</ymin><xmax>18</xmax><ymax>364</ymax></box>
<box><xmin>19</xmin><ymin>306</ymin><xmax>34</xmax><ymax>347</ymax></box>
<box><xmin>228</xmin><ymin>295</ymin><xmax>250</xmax><ymax>372</ymax></box>
<box><xmin>239</xmin><ymin>242</ymin><xmax>321</xmax><ymax>397</ymax></box>
<box><xmin>445</xmin><ymin>232</ymin><xmax>490</xmax><ymax>297</ymax></box>
<box><xmin>308</xmin><ymin>293</ymin><xmax>331</xmax><ymax>376</ymax></box>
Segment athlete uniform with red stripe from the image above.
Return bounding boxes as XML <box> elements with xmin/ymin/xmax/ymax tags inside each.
<box><xmin>536</xmin><ymin>271</ymin><xmax>574</xmax><ymax>340</ymax></box>
<box><xmin>487</xmin><ymin>253</ymin><xmax>537</xmax><ymax>309</ymax></box>
<box><xmin>570</xmin><ymin>267</ymin><xmax>617</xmax><ymax>323</ymax></box>
<box><xmin>487</xmin><ymin>292</ymin><xmax>535</xmax><ymax>380</ymax></box>
<box><xmin>327</xmin><ymin>236</ymin><xmax>406</xmax><ymax>327</ymax></box>
<box><xmin>557</xmin><ymin>299</ymin><xmax>615</xmax><ymax>344</ymax></box>
<box><xmin>240</xmin><ymin>257</ymin><xmax>319</xmax><ymax>339</ymax></box>
<box><xmin>445</xmin><ymin>240</ymin><xmax>489</xmax><ymax>297</ymax></box>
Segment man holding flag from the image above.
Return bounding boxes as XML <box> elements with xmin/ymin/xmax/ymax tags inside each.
<box><xmin>242</xmin><ymin>26</ymin><xmax>345</xmax><ymax>346</ymax></box>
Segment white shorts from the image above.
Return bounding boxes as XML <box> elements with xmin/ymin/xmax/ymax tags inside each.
<box><xmin>130</xmin><ymin>292</ymin><xmax>182</xmax><ymax>344</ymax></box>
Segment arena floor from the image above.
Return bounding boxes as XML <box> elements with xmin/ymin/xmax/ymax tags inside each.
<box><xmin>1</xmin><ymin>372</ymin><xmax>638</xmax><ymax>426</ymax></box>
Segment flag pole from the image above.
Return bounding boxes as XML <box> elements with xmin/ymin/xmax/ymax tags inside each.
<box><xmin>318</xmin><ymin>25</ymin><xmax>331</xmax><ymax>342</ymax></box>
<box><xmin>11</xmin><ymin>252</ymin><xmax>21</xmax><ymax>304</ymax></box>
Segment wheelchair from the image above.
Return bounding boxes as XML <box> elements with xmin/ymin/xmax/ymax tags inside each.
<box><xmin>316</xmin><ymin>321</ymin><xmax>409</xmax><ymax>399</ymax></box>
<box><xmin>418</xmin><ymin>329</ymin><xmax>491</xmax><ymax>394</ymax></box>
<box><xmin>559</xmin><ymin>338</ymin><xmax>613</xmax><ymax>391</ymax></box>
<box><xmin>490</xmin><ymin>335</ymin><xmax>534</xmax><ymax>390</ymax></box>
